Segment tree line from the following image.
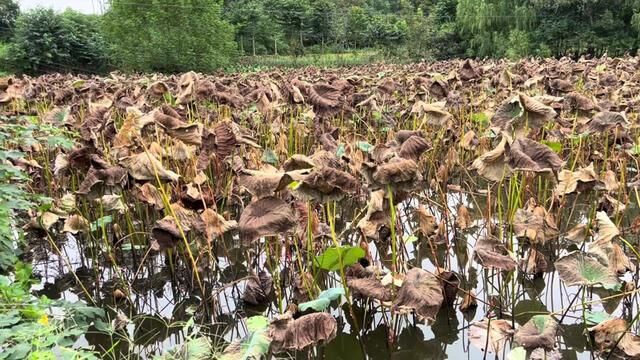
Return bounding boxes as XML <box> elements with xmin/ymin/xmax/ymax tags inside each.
<box><xmin>1</xmin><ymin>0</ymin><xmax>640</xmax><ymax>75</ymax></box>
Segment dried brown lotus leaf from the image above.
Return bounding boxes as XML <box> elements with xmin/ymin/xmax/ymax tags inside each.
<box><xmin>151</xmin><ymin>216</ymin><xmax>181</xmax><ymax>250</ymax></box>
<box><xmin>242</xmin><ymin>271</ymin><xmax>274</xmax><ymax>306</ymax></box>
<box><xmin>416</xmin><ymin>205</ymin><xmax>437</xmax><ymax>236</ymax></box>
<box><xmin>411</xmin><ymin>101</ymin><xmax>452</xmax><ymax>126</ymax></box>
<box><xmin>370</xmin><ymin>158</ymin><xmax>421</xmax><ymax>188</ymax></box>
<box><xmin>200</xmin><ymin>208</ymin><xmax>237</xmax><ymax>244</ymax></box>
<box><xmin>455</xmin><ymin>205</ymin><xmax>472</xmax><ymax>230</ymax></box>
<box><xmin>347</xmin><ymin>277</ymin><xmax>393</xmax><ymax>302</ymax></box>
<box><xmin>96</xmin><ymin>194</ymin><xmax>126</xmax><ymax>213</ymax></box>
<box><xmin>492</xmin><ymin>93</ymin><xmax>556</xmax><ymax>137</ymax></box>
<box><xmin>589</xmin><ymin>319</ymin><xmax>640</xmax><ymax>358</ymax></box>
<box><xmin>292</xmin><ymin>167</ymin><xmax>358</xmax><ymax>202</ymax></box>
<box><xmin>554</xmin><ymin>163</ymin><xmax>600</xmax><ymax>196</ymax></box>
<box><xmin>474</xmin><ymin>235</ymin><xmax>517</xmax><ymax>271</ymax></box>
<box><xmin>392</xmin><ymin>268</ymin><xmax>444</xmax><ymax>322</ymax></box>
<box><xmin>470</xmin><ymin>137</ymin><xmax>511</xmax><ymax>182</ymax></box>
<box><xmin>269</xmin><ymin>312</ymin><xmax>337</xmax><ymax>353</ymax></box>
<box><xmin>238</xmin><ymin>197</ymin><xmax>296</xmax><ymax>243</ymax></box>
<box><xmin>508</xmin><ymin>138</ymin><xmax>563</xmax><ymax>173</ymax></box>
<box><xmin>469</xmin><ymin>318</ymin><xmax>514</xmax><ymax>353</ymax></box>
<box><xmin>63</xmin><ymin>215</ymin><xmax>90</xmax><ymax>234</ymax></box>
<box><xmin>514</xmin><ymin>315</ymin><xmax>558</xmax><ymax>350</ymax></box>
<box><xmin>121</xmin><ymin>152</ymin><xmax>179</xmax><ymax>182</ymax></box>
<box><xmin>398</xmin><ymin>135</ymin><xmax>430</xmax><ymax>161</ymax></box>
<box><xmin>135</xmin><ymin>183</ymin><xmax>165</xmax><ymax>210</ymax></box>
<box><xmin>595</xmin><ymin>211</ymin><xmax>620</xmax><ymax>243</ymax></box>
<box><xmin>77</xmin><ymin>165</ymin><xmax>128</xmax><ymax>195</ymax></box>
<box><xmin>459</xmin><ymin>130</ymin><xmax>478</xmax><ymax>151</ymax></box>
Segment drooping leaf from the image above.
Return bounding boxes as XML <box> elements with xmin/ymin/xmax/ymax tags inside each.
<box><xmin>555</xmin><ymin>252</ymin><xmax>620</xmax><ymax>290</ymax></box>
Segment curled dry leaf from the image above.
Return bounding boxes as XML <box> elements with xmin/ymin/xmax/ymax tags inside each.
<box><xmin>238</xmin><ymin>197</ymin><xmax>297</xmax><ymax>243</ymax></box>
<box><xmin>242</xmin><ymin>271</ymin><xmax>274</xmax><ymax>306</ymax></box>
<box><xmin>455</xmin><ymin>205</ymin><xmax>472</xmax><ymax>230</ymax></box>
<box><xmin>508</xmin><ymin>138</ymin><xmax>563</xmax><ymax>173</ymax></box>
<box><xmin>470</xmin><ymin>137</ymin><xmax>511</xmax><ymax>182</ymax></box>
<box><xmin>200</xmin><ymin>208</ymin><xmax>237</xmax><ymax>244</ymax></box>
<box><xmin>416</xmin><ymin>205</ymin><xmax>437</xmax><ymax>236</ymax></box>
<box><xmin>63</xmin><ymin>214</ymin><xmax>90</xmax><ymax>234</ymax></box>
<box><xmin>398</xmin><ymin>135</ymin><xmax>430</xmax><ymax>161</ymax></box>
<box><xmin>121</xmin><ymin>152</ymin><xmax>179</xmax><ymax>182</ymax></box>
<box><xmin>554</xmin><ymin>163</ymin><xmax>600</xmax><ymax>196</ymax></box>
<box><xmin>347</xmin><ymin>277</ymin><xmax>393</xmax><ymax>302</ymax></box>
<box><xmin>474</xmin><ymin>235</ymin><xmax>517</xmax><ymax>271</ymax></box>
<box><xmin>589</xmin><ymin>319</ymin><xmax>640</xmax><ymax>359</ymax></box>
<box><xmin>460</xmin><ymin>291</ymin><xmax>477</xmax><ymax>312</ymax></box>
<box><xmin>269</xmin><ymin>312</ymin><xmax>337</xmax><ymax>353</ymax></box>
<box><xmin>293</xmin><ymin>167</ymin><xmax>359</xmax><ymax>203</ymax></box>
<box><xmin>469</xmin><ymin>318</ymin><xmax>514</xmax><ymax>353</ymax></box>
<box><xmin>492</xmin><ymin>93</ymin><xmax>556</xmax><ymax>137</ymax></box>
<box><xmin>392</xmin><ymin>268</ymin><xmax>444</xmax><ymax>322</ymax></box>
<box><xmin>151</xmin><ymin>216</ymin><xmax>181</xmax><ymax>250</ymax></box>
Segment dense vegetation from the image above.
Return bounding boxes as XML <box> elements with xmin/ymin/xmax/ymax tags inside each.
<box><xmin>2</xmin><ymin>0</ymin><xmax>640</xmax><ymax>74</ymax></box>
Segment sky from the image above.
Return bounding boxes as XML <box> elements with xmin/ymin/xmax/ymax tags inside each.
<box><xmin>18</xmin><ymin>0</ymin><xmax>104</xmax><ymax>14</ymax></box>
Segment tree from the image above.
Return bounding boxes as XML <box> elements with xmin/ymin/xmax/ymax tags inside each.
<box><xmin>5</xmin><ymin>9</ymin><xmax>107</xmax><ymax>74</ymax></box>
<box><xmin>267</xmin><ymin>0</ymin><xmax>310</xmax><ymax>55</ymax></box>
<box><xmin>0</xmin><ymin>0</ymin><xmax>19</xmax><ymax>41</ymax></box>
<box><xmin>306</xmin><ymin>0</ymin><xmax>336</xmax><ymax>51</ymax></box>
<box><xmin>104</xmin><ymin>0</ymin><xmax>237</xmax><ymax>73</ymax></box>
<box><xmin>225</xmin><ymin>0</ymin><xmax>284</xmax><ymax>55</ymax></box>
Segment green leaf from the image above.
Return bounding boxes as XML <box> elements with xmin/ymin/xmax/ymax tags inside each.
<box><xmin>356</xmin><ymin>141</ymin><xmax>374</xmax><ymax>153</ymax></box>
<box><xmin>471</xmin><ymin>112</ymin><xmax>489</xmax><ymax>127</ymax></box>
<box><xmin>541</xmin><ymin>140</ymin><xmax>562</xmax><ymax>154</ymax></box>
<box><xmin>5</xmin><ymin>343</ymin><xmax>31</xmax><ymax>360</ymax></box>
<box><xmin>507</xmin><ymin>346</ymin><xmax>526</xmax><ymax>360</ymax></box>
<box><xmin>314</xmin><ymin>246</ymin><xmax>365</xmax><ymax>272</ymax></box>
<box><xmin>299</xmin><ymin>288</ymin><xmax>345</xmax><ymax>312</ymax></box>
<box><xmin>90</xmin><ymin>215</ymin><xmax>113</xmax><ymax>232</ymax></box>
<box><xmin>335</xmin><ymin>144</ymin><xmax>346</xmax><ymax>158</ymax></box>
<box><xmin>261</xmin><ymin>149</ymin><xmax>278</xmax><ymax>166</ymax></box>
<box><xmin>585</xmin><ymin>310</ymin><xmax>614</xmax><ymax>326</ymax></box>
<box><xmin>0</xmin><ymin>311</ymin><xmax>21</xmax><ymax>328</ymax></box>
<box><xmin>246</xmin><ymin>316</ymin><xmax>269</xmax><ymax>332</ymax></box>
<box><xmin>403</xmin><ymin>234</ymin><xmax>418</xmax><ymax>244</ymax></box>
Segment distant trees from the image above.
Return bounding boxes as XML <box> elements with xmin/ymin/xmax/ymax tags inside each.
<box><xmin>4</xmin><ymin>9</ymin><xmax>107</xmax><ymax>74</ymax></box>
<box><xmin>0</xmin><ymin>0</ymin><xmax>20</xmax><ymax>41</ymax></box>
<box><xmin>3</xmin><ymin>0</ymin><xmax>640</xmax><ymax>75</ymax></box>
<box><xmin>104</xmin><ymin>0</ymin><xmax>237</xmax><ymax>73</ymax></box>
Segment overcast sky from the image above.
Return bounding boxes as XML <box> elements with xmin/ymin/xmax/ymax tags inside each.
<box><xmin>18</xmin><ymin>0</ymin><xmax>104</xmax><ymax>14</ymax></box>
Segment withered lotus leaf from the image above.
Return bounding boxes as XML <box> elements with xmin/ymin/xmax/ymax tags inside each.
<box><xmin>392</xmin><ymin>268</ymin><xmax>444</xmax><ymax>322</ymax></box>
<box><xmin>589</xmin><ymin>319</ymin><xmax>640</xmax><ymax>359</ymax></box>
<box><xmin>242</xmin><ymin>271</ymin><xmax>274</xmax><ymax>306</ymax></box>
<box><xmin>63</xmin><ymin>215</ymin><xmax>89</xmax><ymax>234</ymax></box>
<box><xmin>369</xmin><ymin>158</ymin><xmax>421</xmax><ymax>188</ymax></box>
<box><xmin>77</xmin><ymin>165</ymin><xmax>128</xmax><ymax>195</ymax></box>
<box><xmin>292</xmin><ymin>167</ymin><xmax>359</xmax><ymax>202</ymax></box>
<box><xmin>492</xmin><ymin>93</ymin><xmax>556</xmax><ymax>137</ymax></box>
<box><xmin>470</xmin><ymin>137</ymin><xmax>511</xmax><ymax>182</ymax></box>
<box><xmin>474</xmin><ymin>235</ymin><xmax>517</xmax><ymax>271</ymax></box>
<box><xmin>121</xmin><ymin>152</ymin><xmax>180</xmax><ymax>182</ymax></box>
<box><xmin>398</xmin><ymin>135</ymin><xmax>430</xmax><ymax>161</ymax></box>
<box><xmin>269</xmin><ymin>312</ymin><xmax>337</xmax><ymax>353</ymax></box>
<box><xmin>151</xmin><ymin>216</ymin><xmax>182</xmax><ymax>250</ymax></box>
<box><xmin>514</xmin><ymin>315</ymin><xmax>558</xmax><ymax>350</ymax></box>
<box><xmin>469</xmin><ymin>318</ymin><xmax>514</xmax><ymax>353</ymax></box>
<box><xmin>508</xmin><ymin>138</ymin><xmax>563</xmax><ymax>172</ymax></box>
<box><xmin>554</xmin><ymin>163</ymin><xmax>600</xmax><ymax>196</ymax></box>
<box><xmin>200</xmin><ymin>208</ymin><xmax>237</xmax><ymax>244</ymax></box>
<box><xmin>238</xmin><ymin>197</ymin><xmax>297</xmax><ymax>243</ymax></box>
<box><xmin>347</xmin><ymin>277</ymin><xmax>393</xmax><ymax>302</ymax></box>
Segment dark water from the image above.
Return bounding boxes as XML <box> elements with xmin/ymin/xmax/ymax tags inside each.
<box><xmin>30</xmin><ymin>189</ymin><xmax>640</xmax><ymax>359</ymax></box>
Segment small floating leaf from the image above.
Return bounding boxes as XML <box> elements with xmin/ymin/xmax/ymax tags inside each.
<box><xmin>261</xmin><ymin>149</ymin><xmax>279</xmax><ymax>166</ymax></box>
<box><xmin>90</xmin><ymin>215</ymin><xmax>113</xmax><ymax>232</ymax></box>
<box><xmin>356</xmin><ymin>141</ymin><xmax>374</xmax><ymax>153</ymax></box>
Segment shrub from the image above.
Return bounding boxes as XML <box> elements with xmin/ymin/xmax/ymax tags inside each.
<box><xmin>104</xmin><ymin>0</ymin><xmax>237</xmax><ymax>73</ymax></box>
<box><xmin>5</xmin><ymin>8</ymin><xmax>108</xmax><ymax>75</ymax></box>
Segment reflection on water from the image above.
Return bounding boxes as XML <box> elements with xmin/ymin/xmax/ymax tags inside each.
<box><xmin>29</xmin><ymin>188</ymin><xmax>639</xmax><ymax>359</ymax></box>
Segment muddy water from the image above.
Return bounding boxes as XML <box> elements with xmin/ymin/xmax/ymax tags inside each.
<box><xmin>30</xmin><ymin>189</ymin><xmax>640</xmax><ymax>359</ymax></box>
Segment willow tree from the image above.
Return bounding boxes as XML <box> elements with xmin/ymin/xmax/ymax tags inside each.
<box><xmin>456</xmin><ymin>0</ymin><xmax>536</xmax><ymax>58</ymax></box>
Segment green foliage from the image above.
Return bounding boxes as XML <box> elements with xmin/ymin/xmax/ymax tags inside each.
<box><xmin>298</xmin><ymin>288</ymin><xmax>345</xmax><ymax>311</ymax></box>
<box><xmin>314</xmin><ymin>246</ymin><xmax>366</xmax><ymax>271</ymax></box>
<box><xmin>104</xmin><ymin>0</ymin><xmax>237</xmax><ymax>73</ymax></box>
<box><xmin>5</xmin><ymin>9</ymin><xmax>107</xmax><ymax>74</ymax></box>
<box><xmin>0</xmin><ymin>0</ymin><xmax>19</xmax><ymax>41</ymax></box>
